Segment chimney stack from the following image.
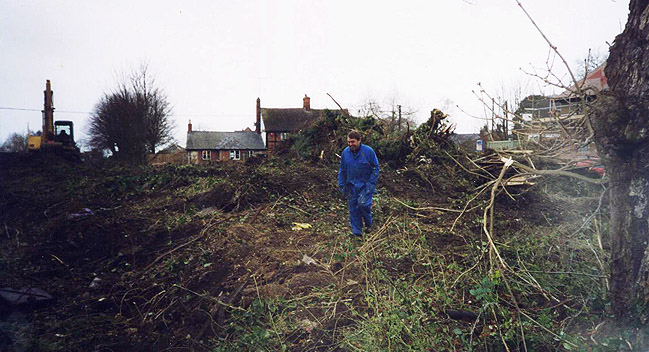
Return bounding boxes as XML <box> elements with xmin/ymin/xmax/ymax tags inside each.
<box><xmin>256</xmin><ymin>97</ymin><xmax>261</xmax><ymax>134</ymax></box>
<box><xmin>303</xmin><ymin>94</ymin><xmax>310</xmax><ymax>111</ymax></box>
<box><xmin>188</xmin><ymin>120</ymin><xmax>192</xmax><ymax>132</ymax></box>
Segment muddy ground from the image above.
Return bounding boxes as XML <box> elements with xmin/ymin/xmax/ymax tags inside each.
<box><xmin>0</xmin><ymin>155</ymin><xmax>608</xmax><ymax>351</ymax></box>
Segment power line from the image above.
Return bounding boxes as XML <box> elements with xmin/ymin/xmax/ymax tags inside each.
<box><xmin>172</xmin><ymin>114</ymin><xmax>221</xmax><ymax>117</ymax></box>
<box><xmin>57</xmin><ymin>110</ymin><xmax>91</xmax><ymax>114</ymax></box>
<box><xmin>0</xmin><ymin>107</ymin><xmax>90</xmax><ymax>114</ymax></box>
<box><xmin>172</xmin><ymin>113</ymin><xmax>251</xmax><ymax>117</ymax></box>
<box><xmin>0</xmin><ymin>106</ymin><xmax>251</xmax><ymax>117</ymax></box>
<box><xmin>0</xmin><ymin>107</ymin><xmax>40</xmax><ymax>112</ymax></box>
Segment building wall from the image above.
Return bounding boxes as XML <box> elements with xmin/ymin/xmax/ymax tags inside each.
<box><xmin>147</xmin><ymin>152</ymin><xmax>186</xmax><ymax>165</ymax></box>
<box><xmin>218</xmin><ymin>150</ymin><xmax>230</xmax><ymax>161</ymax></box>
<box><xmin>266</xmin><ymin>132</ymin><xmax>288</xmax><ymax>156</ymax></box>
<box><xmin>187</xmin><ymin>149</ymin><xmax>265</xmax><ymax>164</ymax></box>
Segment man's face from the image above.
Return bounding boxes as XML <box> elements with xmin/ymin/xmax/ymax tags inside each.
<box><xmin>348</xmin><ymin>137</ymin><xmax>361</xmax><ymax>152</ymax></box>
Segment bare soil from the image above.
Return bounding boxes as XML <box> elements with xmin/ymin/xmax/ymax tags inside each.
<box><xmin>0</xmin><ymin>155</ymin><xmax>604</xmax><ymax>351</ymax></box>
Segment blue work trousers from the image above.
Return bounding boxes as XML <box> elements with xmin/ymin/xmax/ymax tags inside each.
<box><xmin>348</xmin><ymin>195</ymin><xmax>372</xmax><ymax>235</ymax></box>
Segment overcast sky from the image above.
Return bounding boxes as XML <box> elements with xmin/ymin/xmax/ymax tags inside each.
<box><xmin>0</xmin><ymin>0</ymin><xmax>629</xmax><ymax>149</ymax></box>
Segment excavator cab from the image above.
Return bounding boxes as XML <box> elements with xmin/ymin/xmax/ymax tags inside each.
<box><xmin>54</xmin><ymin>121</ymin><xmax>74</xmax><ymax>146</ymax></box>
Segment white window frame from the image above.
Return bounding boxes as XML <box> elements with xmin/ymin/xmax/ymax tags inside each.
<box><xmin>230</xmin><ymin>150</ymin><xmax>240</xmax><ymax>160</ymax></box>
<box><xmin>201</xmin><ymin>150</ymin><xmax>211</xmax><ymax>160</ymax></box>
<box><xmin>280</xmin><ymin>132</ymin><xmax>289</xmax><ymax>140</ymax></box>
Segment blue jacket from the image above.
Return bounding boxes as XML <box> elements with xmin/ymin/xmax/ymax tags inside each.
<box><xmin>338</xmin><ymin>144</ymin><xmax>380</xmax><ymax>199</ymax></box>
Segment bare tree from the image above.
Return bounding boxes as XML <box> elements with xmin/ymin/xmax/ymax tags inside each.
<box><xmin>88</xmin><ymin>64</ymin><xmax>173</xmax><ymax>163</ymax></box>
<box><xmin>130</xmin><ymin>64</ymin><xmax>174</xmax><ymax>153</ymax></box>
<box><xmin>1</xmin><ymin>132</ymin><xmax>28</xmax><ymax>152</ymax></box>
<box><xmin>355</xmin><ymin>97</ymin><xmax>417</xmax><ymax>133</ymax></box>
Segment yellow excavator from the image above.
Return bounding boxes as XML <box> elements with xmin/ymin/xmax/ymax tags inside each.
<box><xmin>28</xmin><ymin>80</ymin><xmax>79</xmax><ymax>154</ymax></box>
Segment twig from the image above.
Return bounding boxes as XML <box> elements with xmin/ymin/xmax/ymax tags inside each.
<box><xmin>515</xmin><ymin>0</ymin><xmax>582</xmax><ymax>96</ymax></box>
<box><xmin>489</xmin><ymin>304</ymin><xmax>513</xmax><ymax>352</ymax></box>
<box><xmin>327</xmin><ymin>93</ymin><xmax>346</xmax><ymax>114</ymax></box>
<box><xmin>142</xmin><ymin>213</ymin><xmax>239</xmax><ymax>273</ymax></box>
<box><xmin>183</xmin><ymin>278</ymin><xmax>250</xmax><ymax>341</ymax></box>
<box><xmin>43</xmin><ymin>200</ymin><xmax>67</xmax><ymax>217</ymax></box>
<box><xmin>520</xmin><ymin>310</ymin><xmax>579</xmax><ymax>348</ymax></box>
<box><xmin>483</xmin><ymin>158</ymin><xmax>512</xmax><ymax>270</ymax></box>
<box><xmin>466</xmin><ymin>155</ymin><xmax>497</xmax><ymax>179</ymax></box>
<box><xmin>119</xmin><ymin>288</ymin><xmax>142</xmax><ymax>316</ymax></box>
<box><xmin>570</xmin><ymin>187</ymin><xmax>608</xmax><ymax>237</ymax></box>
<box><xmin>483</xmin><ymin>158</ymin><xmax>530</xmax><ymax>351</ymax></box>
<box><xmin>444</xmin><ymin>150</ymin><xmax>491</xmax><ymax>180</ymax></box>
<box><xmin>333</xmin><ymin>216</ymin><xmax>394</xmax><ymax>276</ymax></box>
<box><xmin>511</xmin><ymin>160</ymin><xmax>607</xmax><ymax>185</ymax></box>
<box><xmin>515</xmin><ymin>256</ymin><xmax>561</xmax><ymax>303</ymax></box>
<box><xmin>284</xmin><ymin>202</ymin><xmax>310</xmax><ymax>215</ymax></box>
<box><xmin>452</xmin><ymin>259</ymin><xmax>482</xmax><ymax>288</ymax></box>
<box><xmin>393</xmin><ymin>198</ymin><xmax>463</xmax><ymax>213</ymax></box>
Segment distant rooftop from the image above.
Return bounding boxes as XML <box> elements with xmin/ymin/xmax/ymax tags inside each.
<box><xmin>262</xmin><ymin>108</ymin><xmax>327</xmax><ymax>132</ymax></box>
<box><xmin>186</xmin><ymin>131</ymin><xmax>265</xmax><ymax>150</ymax></box>
<box><xmin>450</xmin><ymin>133</ymin><xmax>480</xmax><ymax>144</ymax></box>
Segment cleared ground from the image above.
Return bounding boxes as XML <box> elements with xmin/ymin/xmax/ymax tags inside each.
<box><xmin>0</xmin><ymin>154</ymin><xmax>610</xmax><ymax>351</ymax></box>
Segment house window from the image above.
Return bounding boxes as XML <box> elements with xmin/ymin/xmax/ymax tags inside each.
<box><xmin>280</xmin><ymin>132</ymin><xmax>289</xmax><ymax>140</ymax></box>
<box><xmin>230</xmin><ymin>150</ymin><xmax>240</xmax><ymax>160</ymax></box>
<box><xmin>248</xmin><ymin>151</ymin><xmax>254</xmax><ymax>158</ymax></box>
<box><xmin>201</xmin><ymin>150</ymin><xmax>211</xmax><ymax>160</ymax></box>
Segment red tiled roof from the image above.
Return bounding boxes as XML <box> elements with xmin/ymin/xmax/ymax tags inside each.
<box><xmin>555</xmin><ymin>63</ymin><xmax>608</xmax><ymax>98</ymax></box>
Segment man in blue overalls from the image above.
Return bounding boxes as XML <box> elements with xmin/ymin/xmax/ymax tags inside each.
<box><xmin>338</xmin><ymin>130</ymin><xmax>380</xmax><ymax>237</ymax></box>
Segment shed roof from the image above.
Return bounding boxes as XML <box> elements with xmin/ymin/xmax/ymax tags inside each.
<box><xmin>186</xmin><ymin>131</ymin><xmax>265</xmax><ymax>150</ymax></box>
<box><xmin>261</xmin><ymin>108</ymin><xmax>326</xmax><ymax>132</ymax></box>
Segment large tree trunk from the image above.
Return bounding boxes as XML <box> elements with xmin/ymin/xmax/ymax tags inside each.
<box><xmin>591</xmin><ymin>0</ymin><xmax>649</xmax><ymax>320</ymax></box>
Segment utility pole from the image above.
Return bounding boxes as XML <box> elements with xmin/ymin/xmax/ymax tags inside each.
<box><xmin>491</xmin><ymin>99</ymin><xmax>495</xmax><ymax>140</ymax></box>
<box><xmin>398</xmin><ymin>105</ymin><xmax>402</xmax><ymax>132</ymax></box>
<box><xmin>504</xmin><ymin>100</ymin><xmax>509</xmax><ymax>139</ymax></box>
<box><xmin>391</xmin><ymin>108</ymin><xmax>395</xmax><ymax>133</ymax></box>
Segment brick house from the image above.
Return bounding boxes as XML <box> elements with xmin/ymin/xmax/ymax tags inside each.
<box><xmin>256</xmin><ymin>95</ymin><xmax>331</xmax><ymax>156</ymax></box>
<box><xmin>185</xmin><ymin>121</ymin><xmax>265</xmax><ymax>164</ymax></box>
